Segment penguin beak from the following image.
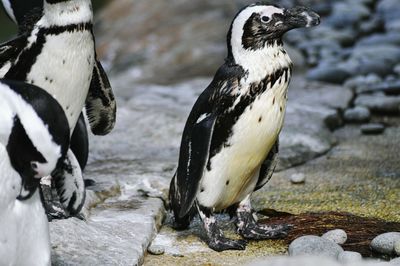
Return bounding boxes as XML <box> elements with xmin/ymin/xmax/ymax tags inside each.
<box><xmin>284</xmin><ymin>6</ymin><xmax>320</xmax><ymax>29</ymax></box>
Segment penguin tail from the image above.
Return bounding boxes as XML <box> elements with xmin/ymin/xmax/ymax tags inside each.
<box><xmin>169</xmin><ymin>173</ymin><xmax>195</xmax><ymax>230</ymax></box>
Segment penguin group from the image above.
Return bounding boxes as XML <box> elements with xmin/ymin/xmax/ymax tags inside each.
<box><xmin>0</xmin><ymin>0</ymin><xmax>320</xmax><ymax>263</ymax></box>
<box><xmin>0</xmin><ymin>0</ymin><xmax>116</xmax><ymax>263</ymax></box>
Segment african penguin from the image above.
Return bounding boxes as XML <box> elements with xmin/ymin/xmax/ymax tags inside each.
<box><xmin>169</xmin><ymin>4</ymin><xmax>320</xmax><ymax>251</ymax></box>
<box><xmin>0</xmin><ymin>79</ymin><xmax>71</xmax><ymax>266</ymax></box>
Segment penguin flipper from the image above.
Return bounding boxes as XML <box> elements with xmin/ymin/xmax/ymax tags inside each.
<box><xmin>175</xmin><ymin>113</ymin><xmax>217</xmax><ymax>218</ymax></box>
<box><xmin>85</xmin><ymin>58</ymin><xmax>116</xmax><ymax>136</ymax></box>
<box><xmin>0</xmin><ymin>35</ymin><xmax>26</xmax><ymax>71</ymax></box>
<box><xmin>254</xmin><ymin>138</ymin><xmax>279</xmax><ymax>191</ymax></box>
<box><xmin>52</xmin><ymin>149</ymin><xmax>86</xmax><ymax>216</ymax></box>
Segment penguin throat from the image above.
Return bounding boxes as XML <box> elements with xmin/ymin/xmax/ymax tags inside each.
<box><xmin>43</xmin><ymin>0</ymin><xmax>93</xmax><ymax>27</ymax></box>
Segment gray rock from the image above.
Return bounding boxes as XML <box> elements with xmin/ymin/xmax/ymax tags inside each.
<box><xmin>290</xmin><ymin>173</ymin><xmax>306</xmax><ymax>184</ymax></box>
<box><xmin>344</xmin><ymin>106</ymin><xmax>371</xmax><ymax>123</ymax></box>
<box><xmin>394</xmin><ymin>64</ymin><xmax>400</xmax><ymax>76</ymax></box>
<box><xmin>355</xmin><ymin>94</ymin><xmax>400</xmax><ymax>114</ymax></box>
<box><xmin>326</xmin><ymin>2</ymin><xmax>370</xmax><ymax>28</ymax></box>
<box><xmin>337</xmin><ymin>251</ymin><xmax>363</xmax><ymax>263</ymax></box>
<box><xmin>308</xmin><ymin>26</ymin><xmax>355</xmax><ymax>47</ymax></box>
<box><xmin>344</xmin><ymin>74</ymin><xmax>383</xmax><ymax>91</ymax></box>
<box><xmin>307</xmin><ymin>65</ymin><xmax>351</xmax><ymax>84</ymax></box>
<box><xmin>357</xmin><ymin>33</ymin><xmax>400</xmax><ymax>47</ymax></box>
<box><xmin>391</xmin><ymin>257</ymin><xmax>400</xmax><ymax>265</ymax></box>
<box><xmin>248</xmin><ymin>256</ymin><xmax>342</xmax><ymax>266</ymax></box>
<box><xmin>361</xmin><ymin>123</ymin><xmax>386</xmax><ymax>135</ymax></box>
<box><xmin>147</xmin><ymin>244</ymin><xmax>165</xmax><ymax>255</ymax></box>
<box><xmin>288</xmin><ymin>236</ymin><xmax>344</xmax><ymax>259</ymax></box>
<box><xmin>359</xmin><ymin>17</ymin><xmax>384</xmax><ymax>35</ymax></box>
<box><xmin>322</xmin><ymin>229</ymin><xmax>348</xmax><ymax>245</ymax></box>
<box><xmin>377</xmin><ymin>0</ymin><xmax>400</xmax><ymax>29</ymax></box>
<box><xmin>395</xmin><ymin>240</ymin><xmax>400</xmax><ymax>256</ymax></box>
<box><xmin>371</xmin><ymin>232</ymin><xmax>400</xmax><ymax>255</ymax></box>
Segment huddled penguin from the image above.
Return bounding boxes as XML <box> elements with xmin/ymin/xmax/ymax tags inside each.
<box><xmin>0</xmin><ymin>79</ymin><xmax>83</xmax><ymax>265</ymax></box>
<box><xmin>169</xmin><ymin>4</ymin><xmax>320</xmax><ymax>251</ymax></box>
<box><xmin>0</xmin><ymin>0</ymin><xmax>116</xmax><ymax>217</ymax></box>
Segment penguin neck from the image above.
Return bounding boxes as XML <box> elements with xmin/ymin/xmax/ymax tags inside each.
<box><xmin>42</xmin><ymin>0</ymin><xmax>93</xmax><ymax>27</ymax></box>
<box><xmin>0</xmin><ymin>144</ymin><xmax>21</xmax><ymax>206</ymax></box>
<box><xmin>229</xmin><ymin>40</ymin><xmax>292</xmax><ymax>84</ymax></box>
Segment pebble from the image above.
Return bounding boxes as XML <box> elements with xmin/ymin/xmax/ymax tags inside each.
<box><xmin>147</xmin><ymin>244</ymin><xmax>165</xmax><ymax>255</ymax></box>
<box><xmin>344</xmin><ymin>106</ymin><xmax>371</xmax><ymax>123</ymax></box>
<box><xmin>288</xmin><ymin>235</ymin><xmax>344</xmax><ymax>259</ymax></box>
<box><xmin>337</xmin><ymin>251</ymin><xmax>363</xmax><ymax>263</ymax></box>
<box><xmin>371</xmin><ymin>232</ymin><xmax>400</xmax><ymax>255</ymax></box>
<box><xmin>307</xmin><ymin>65</ymin><xmax>351</xmax><ymax>84</ymax></box>
<box><xmin>322</xmin><ymin>229</ymin><xmax>348</xmax><ymax>245</ymax></box>
<box><xmin>290</xmin><ymin>173</ymin><xmax>306</xmax><ymax>184</ymax></box>
<box><xmin>361</xmin><ymin>123</ymin><xmax>386</xmax><ymax>135</ymax></box>
<box><xmin>394</xmin><ymin>240</ymin><xmax>400</xmax><ymax>255</ymax></box>
<box><xmin>391</xmin><ymin>257</ymin><xmax>400</xmax><ymax>265</ymax></box>
<box><xmin>355</xmin><ymin>94</ymin><xmax>400</xmax><ymax>114</ymax></box>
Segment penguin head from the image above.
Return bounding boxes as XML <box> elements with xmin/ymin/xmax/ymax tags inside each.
<box><xmin>0</xmin><ymin>81</ymin><xmax>70</xmax><ymax>200</ymax></box>
<box><xmin>228</xmin><ymin>3</ymin><xmax>320</xmax><ymax>54</ymax></box>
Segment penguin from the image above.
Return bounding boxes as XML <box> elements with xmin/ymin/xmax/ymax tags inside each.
<box><xmin>0</xmin><ymin>79</ymin><xmax>83</xmax><ymax>265</ymax></box>
<box><xmin>0</xmin><ymin>0</ymin><xmax>106</xmax><ymax>218</ymax></box>
<box><xmin>169</xmin><ymin>4</ymin><xmax>320</xmax><ymax>251</ymax></box>
<box><xmin>0</xmin><ymin>0</ymin><xmax>117</xmax><ymax>169</ymax></box>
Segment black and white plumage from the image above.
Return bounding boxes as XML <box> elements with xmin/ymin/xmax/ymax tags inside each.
<box><xmin>0</xmin><ymin>79</ymin><xmax>72</xmax><ymax>265</ymax></box>
<box><xmin>169</xmin><ymin>4</ymin><xmax>320</xmax><ymax>251</ymax></box>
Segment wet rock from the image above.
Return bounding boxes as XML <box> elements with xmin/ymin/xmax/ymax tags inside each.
<box><xmin>377</xmin><ymin>0</ymin><xmax>400</xmax><ymax>29</ymax></box>
<box><xmin>148</xmin><ymin>244</ymin><xmax>165</xmax><ymax>255</ymax></box>
<box><xmin>325</xmin><ymin>2</ymin><xmax>370</xmax><ymax>29</ymax></box>
<box><xmin>370</xmin><ymin>232</ymin><xmax>400</xmax><ymax>255</ymax></box>
<box><xmin>351</xmin><ymin>45</ymin><xmax>400</xmax><ymax>71</ymax></box>
<box><xmin>359</xmin><ymin>17</ymin><xmax>384</xmax><ymax>35</ymax></box>
<box><xmin>344</xmin><ymin>107</ymin><xmax>371</xmax><ymax>123</ymax></box>
<box><xmin>337</xmin><ymin>251</ymin><xmax>363</xmax><ymax>263</ymax></box>
<box><xmin>322</xmin><ymin>229</ymin><xmax>347</xmax><ymax>245</ymax></box>
<box><xmin>361</xmin><ymin>123</ymin><xmax>386</xmax><ymax>135</ymax></box>
<box><xmin>288</xmin><ymin>236</ymin><xmax>344</xmax><ymax>259</ymax></box>
<box><xmin>324</xmin><ymin>111</ymin><xmax>343</xmax><ymax>131</ymax></box>
<box><xmin>355</xmin><ymin>94</ymin><xmax>400</xmax><ymax>114</ymax></box>
<box><xmin>290</xmin><ymin>173</ymin><xmax>306</xmax><ymax>184</ymax></box>
<box><xmin>307</xmin><ymin>65</ymin><xmax>351</xmax><ymax>84</ymax></box>
<box><xmin>395</xmin><ymin>240</ymin><xmax>400</xmax><ymax>256</ymax></box>
<box><xmin>308</xmin><ymin>26</ymin><xmax>355</xmax><ymax>47</ymax></box>
<box><xmin>356</xmin><ymin>33</ymin><xmax>400</xmax><ymax>47</ymax></box>
<box><xmin>344</xmin><ymin>74</ymin><xmax>382</xmax><ymax>91</ymax></box>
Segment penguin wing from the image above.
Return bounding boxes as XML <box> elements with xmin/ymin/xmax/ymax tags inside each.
<box><xmin>52</xmin><ymin>149</ymin><xmax>86</xmax><ymax>216</ymax></box>
<box><xmin>254</xmin><ymin>138</ymin><xmax>279</xmax><ymax>191</ymax></box>
<box><xmin>85</xmin><ymin>58</ymin><xmax>116</xmax><ymax>136</ymax></box>
<box><xmin>0</xmin><ymin>35</ymin><xmax>26</xmax><ymax>73</ymax></box>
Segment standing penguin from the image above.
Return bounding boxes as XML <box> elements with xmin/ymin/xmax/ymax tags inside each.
<box><xmin>0</xmin><ymin>0</ymin><xmax>113</xmax><ymax>217</ymax></box>
<box><xmin>0</xmin><ymin>79</ymin><xmax>73</xmax><ymax>265</ymax></box>
<box><xmin>169</xmin><ymin>4</ymin><xmax>320</xmax><ymax>251</ymax></box>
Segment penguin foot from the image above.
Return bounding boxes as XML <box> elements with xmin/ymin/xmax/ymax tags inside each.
<box><xmin>207</xmin><ymin>235</ymin><xmax>247</xmax><ymax>252</ymax></box>
<box><xmin>236</xmin><ymin>195</ymin><xmax>291</xmax><ymax>240</ymax></box>
<box><xmin>39</xmin><ymin>181</ymin><xmax>68</xmax><ymax>221</ymax></box>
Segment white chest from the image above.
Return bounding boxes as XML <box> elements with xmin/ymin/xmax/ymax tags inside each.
<box><xmin>27</xmin><ymin>30</ymin><xmax>94</xmax><ymax>130</ymax></box>
<box><xmin>198</xmin><ymin>78</ymin><xmax>289</xmax><ymax>210</ymax></box>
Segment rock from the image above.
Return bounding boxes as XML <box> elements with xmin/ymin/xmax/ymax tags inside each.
<box><xmin>344</xmin><ymin>106</ymin><xmax>371</xmax><ymax>123</ymax></box>
<box><xmin>370</xmin><ymin>232</ymin><xmax>400</xmax><ymax>255</ymax></box>
<box><xmin>288</xmin><ymin>236</ymin><xmax>344</xmax><ymax>259</ymax></box>
<box><xmin>357</xmin><ymin>33</ymin><xmax>400</xmax><ymax>47</ymax></box>
<box><xmin>377</xmin><ymin>0</ymin><xmax>400</xmax><ymax>29</ymax></box>
<box><xmin>391</xmin><ymin>257</ymin><xmax>400</xmax><ymax>265</ymax></box>
<box><xmin>337</xmin><ymin>251</ymin><xmax>363</xmax><ymax>263</ymax></box>
<box><xmin>325</xmin><ymin>2</ymin><xmax>371</xmax><ymax>29</ymax></box>
<box><xmin>290</xmin><ymin>173</ymin><xmax>306</xmax><ymax>184</ymax></box>
<box><xmin>395</xmin><ymin>240</ymin><xmax>400</xmax><ymax>256</ymax></box>
<box><xmin>308</xmin><ymin>26</ymin><xmax>356</xmax><ymax>46</ymax></box>
<box><xmin>344</xmin><ymin>74</ymin><xmax>383</xmax><ymax>91</ymax></box>
<box><xmin>355</xmin><ymin>94</ymin><xmax>400</xmax><ymax>114</ymax></box>
<box><xmin>361</xmin><ymin>123</ymin><xmax>386</xmax><ymax>135</ymax></box>
<box><xmin>359</xmin><ymin>17</ymin><xmax>384</xmax><ymax>35</ymax></box>
<box><xmin>307</xmin><ymin>65</ymin><xmax>351</xmax><ymax>84</ymax></box>
<box><xmin>321</xmin><ymin>229</ymin><xmax>347</xmax><ymax>245</ymax></box>
<box><xmin>324</xmin><ymin>111</ymin><xmax>343</xmax><ymax>131</ymax></box>
<box><xmin>394</xmin><ymin>64</ymin><xmax>400</xmax><ymax>76</ymax></box>
<box><xmin>248</xmin><ymin>256</ymin><xmax>342</xmax><ymax>266</ymax></box>
<box><xmin>147</xmin><ymin>244</ymin><xmax>165</xmax><ymax>255</ymax></box>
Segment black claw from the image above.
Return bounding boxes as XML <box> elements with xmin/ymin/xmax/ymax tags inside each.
<box><xmin>208</xmin><ymin>237</ymin><xmax>247</xmax><ymax>252</ymax></box>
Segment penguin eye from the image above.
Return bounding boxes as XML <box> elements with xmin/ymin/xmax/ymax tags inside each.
<box><xmin>261</xmin><ymin>16</ymin><xmax>271</xmax><ymax>23</ymax></box>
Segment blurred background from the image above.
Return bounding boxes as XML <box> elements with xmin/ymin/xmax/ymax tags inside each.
<box><xmin>1</xmin><ymin>1</ymin><xmax>399</xmax><ymax>265</ymax></box>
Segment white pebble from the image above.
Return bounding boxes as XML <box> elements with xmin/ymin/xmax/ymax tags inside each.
<box><xmin>147</xmin><ymin>244</ymin><xmax>165</xmax><ymax>255</ymax></box>
<box><xmin>322</xmin><ymin>229</ymin><xmax>348</xmax><ymax>245</ymax></box>
<box><xmin>290</xmin><ymin>173</ymin><xmax>306</xmax><ymax>184</ymax></box>
<box><xmin>391</xmin><ymin>257</ymin><xmax>400</xmax><ymax>265</ymax></box>
<box><xmin>395</xmin><ymin>240</ymin><xmax>400</xmax><ymax>256</ymax></box>
<box><xmin>371</xmin><ymin>232</ymin><xmax>400</xmax><ymax>255</ymax></box>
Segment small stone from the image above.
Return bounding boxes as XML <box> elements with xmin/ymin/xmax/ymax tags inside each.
<box><xmin>394</xmin><ymin>240</ymin><xmax>400</xmax><ymax>255</ymax></box>
<box><xmin>290</xmin><ymin>173</ymin><xmax>306</xmax><ymax>184</ymax></box>
<box><xmin>147</xmin><ymin>245</ymin><xmax>165</xmax><ymax>255</ymax></box>
<box><xmin>355</xmin><ymin>94</ymin><xmax>400</xmax><ymax>114</ymax></box>
<box><xmin>288</xmin><ymin>235</ymin><xmax>344</xmax><ymax>259</ymax></box>
<box><xmin>322</xmin><ymin>229</ymin><xmax>348</xmax><ymax>245</ymax></box>
<box><xmin>307</xmin><ymin>65</ymin><xmax>351</xmax><ymax>84</ymax></box>
<box><xmin>344</xmin><ymin>106</ymin><xmax>371</xmax><ymax>123</ymax></box>
<box><xmin>361</xmin><ymin>123</ymin><xmax>386</xmax><ymax>135</ymax></box>
<box><xmin>371</xmin><ymin>232</ymin><xmax>400</xmax><ymax>255</ymax></box>
<box><xmin>391</xmin><ymin>257</ymin><xmax>400</xmax><ymax>265</ymax></box>
<box><xmin>337</xmin><ymin>251</ymin><xmax>362</xmax><ymax>263</ymax></box>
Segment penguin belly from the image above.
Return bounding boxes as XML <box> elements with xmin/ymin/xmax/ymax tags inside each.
<box><xmin>27</xmin><ymin>30</ymin><xmax>94</xmax><ymax>131</ymax></box>
<box><xmin>197</xmin><ymin>85</ymin><xmax>288</xmax><ymax>211</ymax></box>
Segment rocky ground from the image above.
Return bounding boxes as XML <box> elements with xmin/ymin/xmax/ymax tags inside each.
<box><xmin>48</xmin><ymin>0</ymin><xmax>400</xmax><ymax>265</ymax></box>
